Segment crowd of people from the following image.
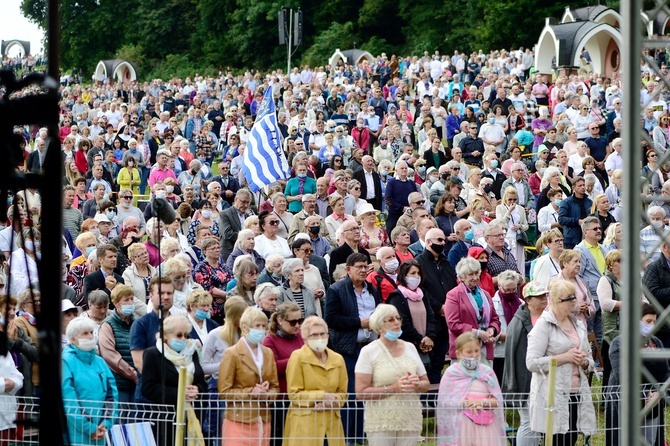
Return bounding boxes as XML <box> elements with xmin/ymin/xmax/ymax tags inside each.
<box><xmin>0</xmin><ymin>46</ymin><xmax>668</xmax><ymax>445</ymax></box>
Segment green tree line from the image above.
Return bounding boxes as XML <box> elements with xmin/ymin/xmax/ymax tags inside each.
<box><xmin>21</xmin><ymin>0</ymin><xmax>618</xmax><ymax>80</ymax></box>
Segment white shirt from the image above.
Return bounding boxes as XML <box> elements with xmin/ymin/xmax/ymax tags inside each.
<box><xmin>254</xmin><ymin>234</ymin><xmax>291</xmax><ymax>259</ymax></box>
<box><xmin>537</xmin><ymin>204</ymin><xmax>559</xmax><ymax>234</ymax></box>
<box><xmin>363</xmin><ymin>169</ymin><xmax>376</xmax><ymax>200</ymax></box>
<box><xmin>0</xmin><ymin>227</ymin><xmax>19</xmax><ymax>253</ymax></box>
<box><xmin>605</xmin><ymin>151</ymin><xmax>623</xmax><ymax>174</ymax></box>
<box><xmin>568</xmin><ymin>153</ymin><xmax>588</xmax><ymax>175</ymax></box>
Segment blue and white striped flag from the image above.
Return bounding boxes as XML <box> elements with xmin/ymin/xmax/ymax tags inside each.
<box><xmin>242</xmin><ymin>85</ymin><xmax>290</xmax><ymax>192</ymax></box>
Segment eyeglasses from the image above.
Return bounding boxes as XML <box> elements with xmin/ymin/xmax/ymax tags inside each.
<box><xmin>587</xmin><ymin>227</ymin><xmax>602</xmax><ymax>232</ymax></box>
<box><xmin>171</xmin><ymin>277</ymin><xmax>186</xmax><ymax>283</ymax></box>
<box><xmin>589</xmin><ymin>127</ymin><xmax>599</xmax><ymax>130</ymax></box>
<box><xmin>121</xmin><ymin>195</ymin><xmax>133</xmax><ymax>200</ymax></box>
<box><xmin>649</xmin><ymin>154</ymin><xmax>658</xmax><ymax>158</ymax></box>
<box><xmin>171</xmin><ymin>332</ymin><xmax>190</xmax><ymax>339</ymax></box>
<box><xmin>286</xmin><ymin>318</ymin><xmax>305</xmax><ymax>327</ymax></box>
<box><xmin>508</xmin><ymin>198</ymin><xmax>518</xmax><ymax>202</ymax></box>
<box><xmin>300</xmin><ymin>247</ymin><xmax>314</xmax><ymax>254</ymax></box>
<box><xmin>267</xmin><ymin>220</ymin><xmax>280</xmax><ymax>226</ymax></box>
<box><xmin>559</xmin><ymin>295</ymin><xmax>577</xmax><ymax>303</ymax></box>
<box><xmin>414</xmin><ymin>200</ymin><xmax>426</xmax><ymax>205</ymax></box>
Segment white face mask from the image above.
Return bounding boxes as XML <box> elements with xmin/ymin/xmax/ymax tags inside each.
<box><xmin>405</xmin><ymin>276</ymin><xmax>421</xmax><ymax>290</ymax></box>
<box><xmin>76</xmin><ymin>338</ymin><xmax>96</xmax><ymax>352</ymax></box>
<box><xmin>155</xmin><ymin>190</ymin><xmax>167</xmax><ymax>199</ymax></box>
<box><xmin>165</xmin><ymin>185</ymin><xmax>174</xmax><ymax>194</ymax></box>
<box><xmin>308</xmin><ymin>338</ymin><xmax>328</xmax><ymax>353</ymax></box>
<box><xmin>201</xmin><ymin>209</ymin><xmax>213</xmax><ymax>219</ymax></box>
<box><xmin>384</xmin><ymin>259</ymin><xmax>399</xmax><ymax>272</ymax></box>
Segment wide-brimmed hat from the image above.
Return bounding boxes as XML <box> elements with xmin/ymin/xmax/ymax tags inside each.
<box><xmin>358</xmin><ymin>203</ymin><xmax>380</xmax><ymax>217</ymax></box>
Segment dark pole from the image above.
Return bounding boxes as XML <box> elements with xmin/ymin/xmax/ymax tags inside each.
<box><xmin>39</xmin><ymin>0</ymin><xmax>68</xmax><ymax>443</ymax></box>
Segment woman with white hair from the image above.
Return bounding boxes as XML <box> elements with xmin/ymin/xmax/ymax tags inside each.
<box><xmin>225</xmin><ymin>229</ymin><xmax>265</xmax><ymax>274</ymax></box>
<box><xmin>258</xmin><ymin>254</ymin><xmax>285</xmax><ymax>287</ymax></box>
<box><xmin>445</xmin><ymin>257</ymin><xmax>501</xmax><ymax>367</ymax></box>
<box><xmin>142</xmin><ymin>315</ymin><xmax>207</xmax><ymax>445</ymax></box>
<box><xmin>279</xmin><ymin>258</ymin><xmax>320</xmax><ymax>318</ymax></box>
<box><xmin>355</xmin><ymin>304</ymin><xmax>430</xmax><ymax>446</ymax></box>
<box><xmin>535</xmin><ymin>166</ymin><xmax>571</xmax><ymax>212</ymax></box>
<box><xmin>271</xmin><ymin>193</ymin><xmax>294</xmax><ymax>240</ymax></box>
<box><xmin>62</xmin><ymin>317</ymin><xmax>118</xmax><ymax>445</ymax></box>
<box><xmin>491</xmin><ymin>270</ymin><xmax>524</xmax><ymax>382</ymax></box>
<box><xmin>254</xmin><ymin>282</ymin><xmax>280</xmax><ymax>319</ymax></box>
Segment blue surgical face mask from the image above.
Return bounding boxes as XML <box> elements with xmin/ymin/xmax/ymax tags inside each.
<box><xmin>490</xmin><ymin>160</ymin><xmax>499</xmax><ymax>168</ymax></box>
<box><xmin>640</xmin><ymin>321</ymin><xmax>654</xmax><ymax>338</ymax></box>
<box><xmin>554</xmin><ymin>199</ymin><xmax>563</xmax><ymax>206</ymax></box>
<box><xmin>169</xmin><ymin>338</ymin><xmax>187</xmax><ymax>353</ymax></box>
<box><xmin>130</xmin><ymin>148</ymin><xmax>137</xmax><ymax>153</ymax></box>
<box><xmin>121</xmin><ymin>305</ymin><xmax>134</xmax><ymax>317</ymax></box>
<box><xmin>195</xmin><ymin>309</ymin><xmax>211</xmax><ymax>320</ymax></box>
<box><xmin>544</xmin><ymin>246</ymin><xmax>550</xmax><ymax>254</ymax></box>
<box><xmin>384</xmin><ymin>329</ymin><xmax>402</xmax><ymax>342</ymax></box>
<box><xmin>418</xmin><ymin>166</ymin><xmax>426</xmax><ymax>174</ymax></box>
<box><xmin>86</xmin><ymin>246</ymin><xmax>96</xmax><ymax>257</ymax></box>
<box><xmin>247</xmin><ymin>328</ymin><xmax>266</xmax><ymax>345</ymax></box>
<box><xmin>489</xmin><ymin>118</ymin><xmax>496</xmax><ymax>125</ymax></box>
<box><xmin>464</xmin><ymin>229</ymin><xmax>475</xmax><ymax>242</ymax></box>
<box><xmin>380</xmin><ymin>170</ymin><xmax>388</xmax><ymax>177</ymax></box>
<box><xmin>106</xmin><ymin>211</ymin><xmax>116</xmax><ymax>221</ymax></box>
<box><xmin>297</xmin><ymin>173</ymin><xmax>307</xmax><ymax>178</ymax></box>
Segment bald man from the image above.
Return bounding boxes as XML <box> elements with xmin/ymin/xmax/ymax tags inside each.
<box><xmin>365</xmin><ymin>246</ymin><xmax>399</xmax><ymax>301</ymax></box>
<box><xmin>353</xmin><ymin>155</ymin><xmax>383</xmax><ymax>210</ymax></box>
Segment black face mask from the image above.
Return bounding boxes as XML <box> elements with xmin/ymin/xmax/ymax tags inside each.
<box><xmin>441</xmin><ymin>173</ymin><xmax>450</xmax><ymax>181</ymax></box>
<box><xmin>483</xmin><ymin>184</ymin><xmax>493</xmax><ymax>193</ymax></box>
<box><xmin>479</xmin><ymin>261</ymin><xmax>488</xmax><ymax>271</ymax></box>
<box><xmin>431</xmin><ymin>242</ymin><xmax>444</xmax><ymax>255</ymax></box>
<box><xmin>309</xmin><ymin>226</ymin><xmax>320</xmax><ymax>235</ymax></box>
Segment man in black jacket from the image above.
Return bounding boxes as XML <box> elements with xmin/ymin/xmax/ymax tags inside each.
<box><xmin>643</xmin><ymin>241</ymin><xmax>670</xmax><ymax>348</ymax></box>
<box><xmin>352</xmin><ymin>155</ymin><xmax>383</xmax><ymax>210</ymax></box>
<box><xmin>324</xmin><ymin>252</ymin><xmax>380</xmax><ymax>444</ymax></box>
<box><xmin>328</xmin><ymin>220</ymin><xmax>372</xmax><ymax>281</ymax></box>
<box><xmin>82</xmin><ymin>245</ymin><xmax>125</xmax><ymax>308</ymax></box>
<box><xmin>415</xmin><ymin>228</ymin><xmax>458</xmax><ymax>383</ymax></box>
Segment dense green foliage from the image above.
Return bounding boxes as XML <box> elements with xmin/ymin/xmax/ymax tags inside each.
<box><xmin>22</xmin><ymin>0</ymin><xmax>620</xmax><ymax>79</ymax></box>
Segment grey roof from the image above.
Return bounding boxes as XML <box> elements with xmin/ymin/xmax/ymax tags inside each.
<box><xmin>1</xmin><ymin>40</ymin><xmax>31</xmax><ymax>56</ymax></box>
<box><xmin>339</xmin><ymin>49</ymin><xmax>374</xmax><ymax>65</ymax></box>
<box><xmin>569</xmin><ymin>5</ymin><xmax>609</xmax><ymax>21</ymax></box>
<box><xmin>649</xmin><ymin>9</ymin><xmax>670</xmax><ymax>34</ymax></box>
<box><xmin>549</xmin><ymin>21</ymin><xmax>603</xmax><ymax>67</ymax></box>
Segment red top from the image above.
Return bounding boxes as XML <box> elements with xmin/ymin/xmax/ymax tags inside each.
<box><xmin>262</xmin><ymin>332</ymin><xmax>304</xmax><ymax>394</ymax></box>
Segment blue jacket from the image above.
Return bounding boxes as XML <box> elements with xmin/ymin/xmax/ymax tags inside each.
<box><xmin>558</xmin><ymin>195</ymin><xmax>592</xmax><ymax>248</ymax></box>
<box><xmin>62</xmin><ymin>344</ymin><xmax>118</xmax><ymax>445</ymax></box>
<box><xmin>448</xmin><ymin>240</ymin><xmax>482</xmax><ymax>270</ymax></box>
<box><xmin>324</xmin><ymin>276</ymin><xmax>381</xmax><ymax>356</ymax></box>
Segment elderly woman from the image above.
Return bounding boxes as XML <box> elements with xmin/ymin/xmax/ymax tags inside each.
<box><xmin>355</xmin><ymin>304</ymin><xmax>430</xmax><ymax>446</ymax></box>
<box><xmin>325</xmin><ymin>195</ymin><xmax>355</xmax><ymax>237</ymax></box>
<box><xmin>258</xmin><ymin>253</ymin><xmax>284</xmax><ymax>287</ymax></box>
<box><xmin>194</xmin><ymin>237</ymin><xmax>232</xmax><ymax>324</ymax></box>
<box><xmin>500</xmin><ymin>281</ymin><xmax>549</xmax><ymax>446</ymax></box>
<box><xmin>358</xmin><ymin>203</ymin><xmax>390</xmax><ymax>259</ymax></box>
<box><xmin>536</xmin><ymin>166</ymin><xmax>571</xmax><ymax>212</ymax></box>
<box><xmin>218</xmin><ymin>307</ymin><xmax>280</xmax><ymax>446</ymax></box>
<box><xmin>187</xmin><ymin>200</ymin><xmax>220</xmax><ymax>245</ymax></box>
<box><xmin>391</xmin><ymin>227</ymin><xmax>414</xmax><ymax>263</ymax></box>
<box><xmin>496</xmin><ymin>186</ymin><xmax>529</xmax><ymax>274</ymax></box>
<box><xmin>142</xmin><ymin>315</ymin><xmax>207</xmax><ymax>446</ymax></box>
<box><xmin>262</xmin><ymin>302</ymin><xmax>304</xmax><ymax>445</ymax></box>
<box><xmin>122</xmin><ymin>243</ymin><xmax>156</xmax><ymax>314</ymax></box>
<box><xmin>159</xmin><ymin>237</ymin><xmax>182</xmax><ymax>270</ymax></box>
<box><xmin>597</xmin><ymin>249</ymin><xmax>622</xmax><ymax>390</ymax></box>
<box><xmin>532</xmin><ymin>228</ymin><xmax>564</xmax><ymax>286</ymax></box>
<box><xmin>255</xmin><ymin>211</ymin><xmax>292</xmax><ymax>260</ymax></box>
<box><xmin>178</xmin><ymin>159</ymin><xmax>205</xmax><ymax>197</ymax></box>
<box><xmin>526</xmin><ymin>279</ymin><xmax>597</xmax><ymax>445</ymax></box>
<box><xmin>282</xmin><ymin>315</ymin><xmax>347</xmax><ymax>445</ymax></box>
<box><xmin>291</xmin><ymin>238</ymin><xmax>326</xmax><ymax>304</ymax></box>
<box><xmin>186</xmin><ymin>290</ymin><xmax>220</xmax><ymax>345</ymax></box>
<box><xmin>228</xmin><ymin>260</ymin><xmax>260</xmax><ymax>307</ymax></box>
<box><xmin>244</xmin><ymin>215</ymin><xmax>262</xmax><ymax>235</ymax></box>
<box><xmin>347</xmin><ymin>179</ymin><xmax>367</xmax><ymax>217</ymax></box>
<box><xmin>254</xmin><ymin>283</ymin><xmax>280</xmax><ymax>319</ymax></box>
<box><xmin>386</xmin><ymin>260</ymin><xmax>436</xmax><ymax>365</ymax></box>
<box><xmin>491</xmin><ymin>270</ymin><xmax>524</xmax><ymax>382</ymax></box>
<box><xmin>279</xmin><ymin>258</ymin><xmax>321</xmax><ymax>318</ymax></box>
<box><xmin>163</xmin><ymin>256</ymin><xmax>200</xmax><ymax>313</ymax></box>
<box><xmin>62</xmin><ymin>317</ymin><xmax>118</xmax><ymax>446</ymax></box>
<box><xmin>555</xmin><ymin>249</ymin><xmax>596</xmax><ymax>329</ymax></box>
<box><xmin>445</xmin><ymin>257</ymin><xmax>501</xmax><ymax>367</ymax></box>
<box><xmin>80</xmin><ymin>290</ymin><xmax>113</xmax><ymax>343</ymax></box>
<box><xmin>225</xmin><ymin>229</ymin><xmax>265</xmax><ymax>274</ymax></box>
<box><xmin>98</xmin><ymin>285</ymin><xmax>138</xmax><ymax>403</ymax></box>
<box><xmin>70</xmin><ymin>231</ymin><xmax>98</xmax><ymax>269</ymax></box>
<box><xmin>271</xmin><ymin>193</ymin><xmax>293</xmax><ymax>240</ymax></box>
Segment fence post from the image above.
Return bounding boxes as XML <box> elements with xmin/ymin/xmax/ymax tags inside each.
<box><xmin>174</xmin><ymin>367</ymin><xmax>187</xmax><ymax>446</ymax></box>
<box><xmin>544</xmin><ymin>358</ymin><xmax>558</xmax><ymax>446</ymax></box>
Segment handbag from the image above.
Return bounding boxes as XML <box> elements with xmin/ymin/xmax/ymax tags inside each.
<box><xmin>516</xmin><ymin>230</ymin><xmax>529</xmax><ymax>246</ymax></box>
<box><xmin>463</xmin><ymin>408</ymin><xmax>495</xmax><ymax>426</ymax></box>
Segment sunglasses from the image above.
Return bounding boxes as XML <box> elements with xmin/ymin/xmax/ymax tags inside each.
<box><xmin>431</xmin><ymin>238</ymin><xmax>445</xmax><ymax>243</ymax></box>
<box><xmin>286</xmin><ymin>318</ymin><xmax>305</xmax><ymax>326</ymax></box>
<box><xmin>414</xmin><ymin>200</ymin><xmax>426</xmax><ymax>205</ymax></box>
<box><xmin>559</xmin><ymin>295</ymin><xmax>577</xmax><ymax>303</ymax></box>
<box><xmin>267</xmin><ymin>220</ymin><xmax>279</xmax><ymax>226</ymax></box>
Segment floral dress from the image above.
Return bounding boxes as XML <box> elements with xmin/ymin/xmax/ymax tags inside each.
<box><xmin>193</xmin><ymin>260</ymin><xmax>231</xmax><ymax>322</ymax></box>
<box><xmin>359</xmin><ymin>227</ymin><xmax>390</xmax><ymax>253</ymax></box>
<box><xmin>187</xmin><ymin>219</ymin><xmax>220</xmax><ymax>245</ymax></box>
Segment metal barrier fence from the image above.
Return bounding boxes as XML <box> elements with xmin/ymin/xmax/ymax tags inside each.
<box><xmin>5</xmin><ymin>384</ymin><xmax>670</xmax><ymax>446</ymax></box>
